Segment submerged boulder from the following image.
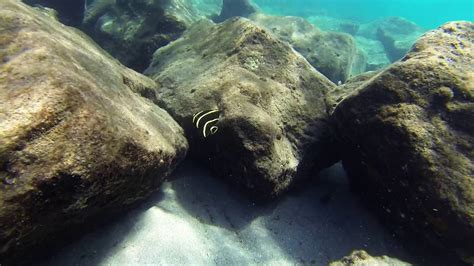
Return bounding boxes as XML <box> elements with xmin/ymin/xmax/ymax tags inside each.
<box><xmin>145</xmin><ymin>18</ymin><xmax>338</xmax><ymax>199</ymax></box>
<box><xmin>332</xmin><ymin>21</ymin><xmax>474</xmax><ymax>263</ymax></box>
<box><xmin>0</xmin><ymin>0</ymin><xmax>187</xmax><ymax>263</ymax></box>
<box><xmin>81</xmin><ymin>0</ymin><xmax>203</xmax><ymax>72</ymax></box>
<box><xmin>250</xmin><ymin>13</ymin><xmax>365</xmax><ymax>83</ymax></box>
<box><xmin>358</xmin><ymin>17</ymin><xmax>426</xmax><ymax>62</ymax></box>
<box><xmin>213</xmin><ymin>0</ymin><xmax>257</xmax><ymax>23</ymax></box>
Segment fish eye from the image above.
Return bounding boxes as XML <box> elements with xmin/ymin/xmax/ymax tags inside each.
<box><xmin>210</xmin><ymin>126</ymin><xmax>218</xmax><ymax>134</ymax></box>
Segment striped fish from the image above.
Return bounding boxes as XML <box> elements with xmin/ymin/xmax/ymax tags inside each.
<box><xmin>192</xmin><ymin>109</ymin><xmax>221</xmax><ymax>138</ymax></box>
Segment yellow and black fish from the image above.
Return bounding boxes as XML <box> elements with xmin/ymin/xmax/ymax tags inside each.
<box><xmin>192</xmin><ymin>109</ymin><xmax>221</xmax><ymax>138</ymax></box>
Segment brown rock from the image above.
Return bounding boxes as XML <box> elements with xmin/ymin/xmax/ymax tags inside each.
<box><xmin>145</xmin><ymin>18</ymin><xmax>337</xmax><ymax>200</ymax></box>
<box><xmin>332</xmin><ymin>21</ymin><xmax>474</xmax><ymax>263</ymax></box>
<box><xmin>250</xmin><ymin>13</ymin><xmax>365</xmax><ymax>83</ymax></box>
<box><xmin>0</xmin><ymin>0</ymin><xmax>187</xmax><ymax>263</ymax></box>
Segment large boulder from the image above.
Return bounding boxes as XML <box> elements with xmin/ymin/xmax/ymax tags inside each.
<box><xmin>250</xmin><ymin>13</ymin><xmax>365</xmax><ymax>83</ymax></box>
<box><xmin>332</xmin><ymin>21</ymin><xmax>474</xmax><ymax>263</ymax></box>
<box><xmin>145</xmin><ymin>18</ymin><xmax>338</xmax><ymax>200</ymax></box>
<box><xmin>0</xmin><ymin>0</ymin><xmax>187</xmax><ymax>264</ymax></box>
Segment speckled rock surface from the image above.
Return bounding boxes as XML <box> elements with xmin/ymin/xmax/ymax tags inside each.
<box><xmin>327</xmin><ymin>71</ymin><xmax>381</xmax><ymax>114</ymax></box>
<box><xmin>0</xmin><ymin>1</ymin><xmax>187</xmax><ymax>264</ymax></box>
<box><xmin>332</xmin><ymin>21</ymin><xmax>474</xmax><ymax>263</ymax></box>
<box><xmin>250</xmin><ymin>13</ymin><xmax>364</xmax><ymax>83</ymax></box>
<box><xmin>330</xmin><ymin>250</ymin><xmax>411</xmax><ymax>266</ymax></box>
<box><xmin>145</xmin><ymin>18</ymin><xmax>338</xmax><ymax>200</ymax></box>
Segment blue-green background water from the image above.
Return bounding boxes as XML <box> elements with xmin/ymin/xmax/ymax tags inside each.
<box><xmin>253</xmin><ymin>0</ymin><xmax>474</xmax><ymax>29</ymax></box>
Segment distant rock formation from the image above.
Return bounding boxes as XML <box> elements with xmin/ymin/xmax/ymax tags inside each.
<box><xmin>332</xmin><ymin>21</ymin><xmax>474</xmax><ymax>263</ymax></box>
<box><xmin>250</xmin><ymin>13</ymin><xmax>365</xmax><ymax>83</ymax></box>
<box><xmin>213</xmin><ymin>0</ymin><xmax>257</xmax><ymax>23</ymax></box>
<box><xmin>358</xmin><ymin>17</ymin><xmax>426</xmax><ymax>63</ymax></box>
<box><xmin>0</xmin><ymin>1</ymin><xmax>187</xmax><ymax>264</ymax></box>
<box><xmin>145</xmin><ymin>18</ymin><xmax>338</xmax><ymax>200</ymax></box>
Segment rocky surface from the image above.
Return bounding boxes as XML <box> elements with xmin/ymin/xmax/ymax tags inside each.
<box><xmin>145</xmin><ymin>18</ymin><xmax>338</xmax><ymax>200</ymax></box>
<box><xmin>330</xmin><ymin>250</ymin><xmax>411</xmax><ymax>266</ymax></box>
<box><xmin>332</xmin><ymin>21</ymin><xmax>474</xmax><ymax>263</ymax></box>
<box><xmin>250</xmin><ymin>13</ymin><xmax>365</xmax><ymax>83</ymax></box>
<box><xmin>327</xmin><ymin>71</ymin><xmax>381</xmax><ymax>113</ymax></box>
<box><xmin>0</xmin><ymin>1</ymin><xmax>187</xmax><ymax>264</ymax></box>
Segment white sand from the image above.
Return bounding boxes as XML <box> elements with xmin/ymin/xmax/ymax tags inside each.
<box><xmin>44</xmin><ymin>161</ymin><xmax>412</xmax><ymax>265</ymax></box>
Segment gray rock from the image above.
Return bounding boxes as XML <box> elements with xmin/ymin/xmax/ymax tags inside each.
<box><xmin>307</xmin><ymin>15</ymin><xmax>360</xmax><ymax>36</ymax></box>
<box><xmin>357</xmin><ymin>17</ymin><xmax>426</xmax><ymax>62</ymax></box>
<box><xmin>0</xmin><ymin>1</ymin><xmax>187</xmax><ymax>264</ymax></box>
<box><xmin>330</xmin><ymin>250</ymin><xmax>411</xmax><ymax>266</ymax></box>
<box><xmin>332</xmin><ymin>21</ymin><xmax>474</xmax><ymax>263</ymax></box>
<box><xmin>145</xmin><ymin>18</ymin><xmax>338</xmax><ymax>200</ymax></box>
<box><xmin>355</xmin><ymin>36</ymin><xmax>391</xmax><ymax>71</ymax></box>
<box><xmin>213</xmin><ymin>0</ymin><xmax>257</xmax><ymax>23</ymax></box>
<box><xmin>82</xmin><ymin>0</ymin><xmax>203</xmax><ymax>71</ymax></box>
<box><xmin>250</xmin><ymin>13</ymin><xmax>365</xmax><ymax>83</ymax></box>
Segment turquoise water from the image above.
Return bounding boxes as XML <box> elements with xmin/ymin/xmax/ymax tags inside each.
<box><xmin>253</xmin><ymin>0</ymin><xmax>474</xmax><ymax>29</ymax></box>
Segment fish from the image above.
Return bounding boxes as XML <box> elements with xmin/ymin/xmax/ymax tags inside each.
<box><xmin>192</xmin><ymin>109</ymin><xmax>221</xmax><ymax>138</ymax></box>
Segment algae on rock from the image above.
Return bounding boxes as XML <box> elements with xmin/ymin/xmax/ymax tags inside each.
<box><xmin>0</xmin><ymin>1</ymin><xmax>188</xmax><ymax>264</ymax></box>
<box><xmin>332</xmin><ymin>21</ymin><xmax>474</xmax><ymax>263</ymax></box>
<box><xmin>145</xmin><ymin>18</ymin><xmax>338</xmax><ymax>200</ymax></box>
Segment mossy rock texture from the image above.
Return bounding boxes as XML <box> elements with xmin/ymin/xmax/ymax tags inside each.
<box><xmin>0</xmin><ymin>0</ymin><xmax>187</xmax><ymax>263</ymax></box>
<box><xmin>145</xmin><ymin>18</ymin><xmax>338</xmax><ymax>200</ymax></box>
<box><xmin>332</xmin><ymin>21</ymin><xmax>474</xmax><ymax>263</ymax></box>
<box><xmin>250</xmin><ymin>13</ymin><xmax>364</xmax><ymax>84</ymax></box>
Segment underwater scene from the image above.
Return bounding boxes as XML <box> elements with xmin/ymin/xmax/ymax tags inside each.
<box><xmin>0</xmin><ymin>0</ymin><xmax>473</xmax><ymax>265</ymax></box>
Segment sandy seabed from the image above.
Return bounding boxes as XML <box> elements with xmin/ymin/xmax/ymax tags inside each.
<box><xmin>42</xmin><ymin>160</ymin><xmax>412</xmax><ymax>265</ymax></box>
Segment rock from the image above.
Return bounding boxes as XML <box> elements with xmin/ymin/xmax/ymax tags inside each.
<box><xmin>327</xmin><ymin>71</ymin><xmax>381</xmax><ymax>113</ymax></box>
<box><xmin>81</xmin><ymin>0</ymin><xmax>203</xmax><ymax>72</ymax></box>
<box><xmin>250</xmin><ymin>13</ymin><xmax>365</xmax><ymax>83</ymax></box>
<box><xmin>213</xmin><ymin>0</ymin><xmax>257</xmax><ymax>23</ymax></box>
<box><xmin>307</xmin><ymin>15</ymin><xmax>360</xmax><ymax>36</ymax></box>
<box><xmin>0</xmin><ymin>1</ymin><xmax>188</xmax><ymax>264</ymax></box>
<box><xmin>355</xmin><ymin>36</ymin><xmax>391</xmax><ymax>71</ymax></box>
<box><xmin>329</xmin><ymin>250</ymin><xmax>411</xmax><ymax>266</ymax></box>
<box><xmin>357</xmin><ymin>17</ymin><xmax>426</xmax><ymax>62</ymax></box>
<box><xmin>332</xmin><ymin>21</ymin><xmax>474</xmax><ymax>263</ymax></box>
<box><xmin>145</xmin><ymin>18</ymin><xmax>338</xmax><ymax>200</ymax></box>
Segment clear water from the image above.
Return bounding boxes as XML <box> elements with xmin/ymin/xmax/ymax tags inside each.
<box><xmin>253</xmin><ymin>0</ymin><xmax>474</xmax><ymax>29</ymax></box>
